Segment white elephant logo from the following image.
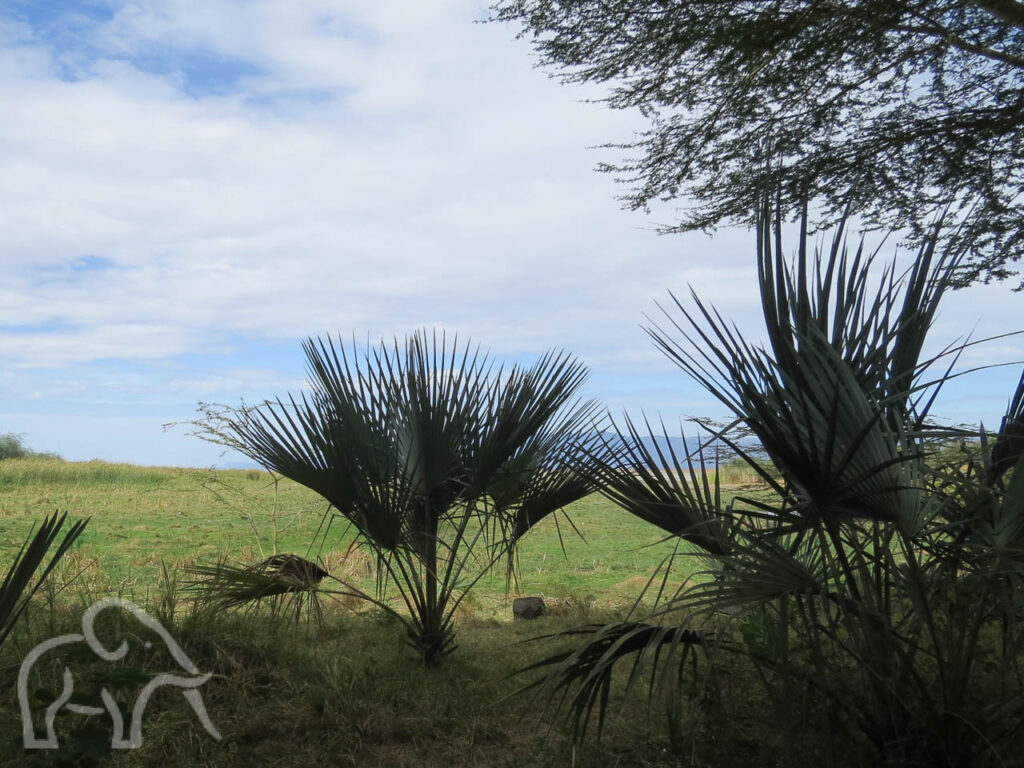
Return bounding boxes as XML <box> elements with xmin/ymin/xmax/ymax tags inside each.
<box><xmin>18</xmin><ymin>597</ymin><xmax>221</xmax><ymax>749</ymax></box>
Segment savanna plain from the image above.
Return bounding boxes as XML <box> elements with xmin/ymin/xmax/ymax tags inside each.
<box><xmin>0</xmin><ymin>457</ymin><xmax>764</xmax><ymax>768</ymax></box>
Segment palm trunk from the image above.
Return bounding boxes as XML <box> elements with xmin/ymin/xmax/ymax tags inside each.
<box><xmin>418</xmin><ymin>498</ymin><xmax>451</xmax><ymax>667</ymax></box>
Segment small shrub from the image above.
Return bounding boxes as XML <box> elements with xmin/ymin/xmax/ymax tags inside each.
<box><xmin>0</xmin><ymin>433</ymin><xmax>61</xmax><ymax>462</ymax></box>
<box><xmin>0</xmin><ymin>433</ymin><xmax>29</xmax><ymax>460</ymax></box>
<box><xmin>192</xmin><ymin>331</ymin><xmax>608</xmax><ymax>666</ymax></box>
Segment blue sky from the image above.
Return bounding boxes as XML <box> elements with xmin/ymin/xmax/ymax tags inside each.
<box><xmin>1</xmin><ymin>1</ymin><xmax>1021</xmax><ymax>467</ymax></box>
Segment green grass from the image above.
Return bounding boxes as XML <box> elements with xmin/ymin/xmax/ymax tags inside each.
<box><xmin>1</xmin><ymin>601</ymin><xmax>760</xmax><ymax>768</ymax></box>
<box><xmin>0</xmin><ymin>458</ymin><xmax>696</xmax><ymax>613</ymax></box>
<box><xmin>0</xmin><ymin>458</ymin><xmax>736</xmax><ymax>767</ymax></box>
<box><xmin>1</xmin><ymin>458</ymin><xmax>951</xmax><ymax>767</ymax></box>
<box><xmin>0</xmin><ymin>459</ymin><xmax>168</xmax><ymax>487</ymax></box>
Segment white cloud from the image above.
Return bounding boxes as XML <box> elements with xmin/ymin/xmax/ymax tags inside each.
<box><xmin>0</xmin><ymin>1</ymin><xmax>1020</xmax><ymax>465</ymax></box>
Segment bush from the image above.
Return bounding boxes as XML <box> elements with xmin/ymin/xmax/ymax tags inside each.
<box><xmin>190</xmin><ymin>331</ymin><xmax>607</xmax><ymax>666</ymax></box>
<box><xmin>0</xmin><ymin>433</ymin><xmax>29</xmax><ymax>460</ymax></box>
<box><xmin>0</xmin><ymin>433</ymin><xmax>61</xmax><ymax>461</ymax></box>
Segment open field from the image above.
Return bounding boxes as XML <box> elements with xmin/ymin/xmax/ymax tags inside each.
<box><xmin>0</xmin><ymin>457</ymin><xmax>706</xmax><ymax>611</ymax></box>
<box><xmin>2</xmin><ymin>457</ymin><xmax>1019</xmax><ymax>767</ymax></box>
<box><xmin>0</xmin><ymin>458</ymin><xmax>744</xmax><ymax>768</ymax></box>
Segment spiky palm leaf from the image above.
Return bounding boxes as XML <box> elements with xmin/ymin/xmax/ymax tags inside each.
<box><xmin>1</xmin><ymin>511</ymin><xmax>88</xmax><ymax>649</ymax></box>
<box><xmin>648</xmin><ymin>204</ymin><xmax>952</xmax><ymax>531</ymax></box>
<box><xmin>586</xmin><ymin>414</ymin><xmax>737</xmax><ymax>556</ymax></box>
<box><xmin>517</xmin><ymin>621</ymin><xmax>704</xmax><ymax>742</ymax></box>
<box><xmin>526</xmin><ymin>198</ymin><xmax>1024</xmax><ymax>764</ymax></box>
<box><xmin>209</xmin><ymin>330</ymin><xmax>605</xmax><ymax>665</ymax></box>
<box><xmin>185</xmin><ymin>555</ymin><xmax>367</xmax><ymax>628</ymax></box>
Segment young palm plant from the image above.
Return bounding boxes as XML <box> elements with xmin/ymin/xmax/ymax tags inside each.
<box><xmin>525</xmin><ymin>202</ymin><xmax>1024</xmax><ymax>766</ymax></box>
<box><xmin>202</xmin><ymin>331</ymin><xmax>602</xmax><ymax>666</ymax></box>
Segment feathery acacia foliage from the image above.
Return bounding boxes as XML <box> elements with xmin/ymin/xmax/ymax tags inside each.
<box><xmin>198</xmin><ymin>331</ymin><xmax>604</xmax><ymax>666</ymax></box>
<box><xmin>527</xmin><ymin>203</ymin><xmax>1024</xmax><ymax>765</ymax></box>
<box><xmin>492</xmin><ymin>0</ymin><xmax>1024</xmax><ymax>285</ymax></box>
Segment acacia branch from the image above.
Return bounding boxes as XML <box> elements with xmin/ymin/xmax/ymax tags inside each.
<box><xmin>896</xmin><ymin>19</ymin><xmax>1024</xmax><ymax>69</ymax></box>
<box><xmin>968</xmin><ymin>0</ymin><xmax>1024</xmax><ymax>31</ymax></box>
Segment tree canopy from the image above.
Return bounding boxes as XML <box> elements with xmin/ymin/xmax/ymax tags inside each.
<box><xmin>491</xmin><ymin>0</ymin><xmax>1024</xmax><ymax>285</ymax></box>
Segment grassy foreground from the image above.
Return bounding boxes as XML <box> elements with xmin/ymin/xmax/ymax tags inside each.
<box><xmin>0</xmin><ymin>458</ymin><xmax>696</xmax><ymax>609</ymax></box>
<box><xmin>0</xmin><ymin>458</ymin><xmax>751</xmax><ymax>767</ymax></box>
<box><xmin>1</xmin><ymin>606</ymin><xmax>751</xmax><ymax>768</ymax></box>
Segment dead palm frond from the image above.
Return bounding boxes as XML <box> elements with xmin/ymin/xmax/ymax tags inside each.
<box><xmin>184</xmin><ymin>554</ymin><xmax>371</xmax><ymax>629</ymax></box>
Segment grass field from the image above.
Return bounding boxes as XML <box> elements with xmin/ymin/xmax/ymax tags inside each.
<box><xmin>6</xmin><ymin>457</ymin><xmax>1008</xmax><ymax>768</ymax></box>
<box><xmin>0</xmin><ymin>458</ymin><xmax>746</xmax><ymax>768</ymax></box>
<box><xmin>0</xmin><ymin>457</ymin><xmax>703</xmax><ymax>611</ymax></box>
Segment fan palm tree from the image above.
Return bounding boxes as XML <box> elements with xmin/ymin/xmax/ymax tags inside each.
<box><xmin>525</xmin><ymin>200</ymin><xmax>1024</xmax><ymax>765</ymax></box>
<box><xmin>206</xmin><ymin>330</ymin><xmax>603</xmax><ymax>666</ymax></box>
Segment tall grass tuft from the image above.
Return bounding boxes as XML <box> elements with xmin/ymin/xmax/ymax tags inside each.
<box><xmin>0</xmin><ymin>458</ymin><xmax>169</xmax><ymax>487</ymax></box>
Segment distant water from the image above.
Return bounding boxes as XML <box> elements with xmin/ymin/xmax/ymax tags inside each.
<box><xmin>599</xmin><ymin>432</ymin><xmax>763</xmax><ymax>469</ymax></box>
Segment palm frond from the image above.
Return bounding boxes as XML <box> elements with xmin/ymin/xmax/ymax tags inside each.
<box><xmin>646</xmin><ymin>205</ymin><xmax>954</xmax><ymax>529</ymax></box>
<box><xmin>201</xmin><ymin>329</ymin><xmax>604</xmax><ymax>665</ymax></box>
<box><xmin>586</xmin><ymin>414</ymin><xmax>733</xmax><ymax>555</ymax></box>
<box><xmin>184</xmin><ymin>555</ymin><xmax>372</xmax><ymax>628</ymax></box>
<box><xmin>990</xmin><ymin>370</ymin><xmax>1024</xmax><ymax>484</ymax></box>
<box><xmin>0</xmin><ymin>511</ymin><xmax>88</xmax><ymax>648</ymax></box>
<box><xmin>517</xmin><ymin>621</ymin><xmax>704</xmax><ymax>742</ymax></box>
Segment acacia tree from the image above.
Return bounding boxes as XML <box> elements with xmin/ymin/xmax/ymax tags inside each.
<box><xmin>491</xmin><ymin>0</ymin><xmax>1024</xmax><ymax>285</ymax></box>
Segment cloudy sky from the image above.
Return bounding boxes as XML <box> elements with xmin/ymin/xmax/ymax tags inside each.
<box><xmin>1</xmin><ymin>0</ymin><xmax>1021</xmax><ymax>467</ymax></box>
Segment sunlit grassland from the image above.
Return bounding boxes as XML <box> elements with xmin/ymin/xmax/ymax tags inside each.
<box><xmin>0</xmin><ymin>458</ymin><xmax>757</xmax><ymax>768</ymax></box>
<box><xmin>0</xmin><ymin>457</ymin><xmax>718</xmax><ymax>614</ymax></box>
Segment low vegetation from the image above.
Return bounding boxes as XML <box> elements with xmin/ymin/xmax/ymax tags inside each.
<box><xmin>187</xmin><ymin>332</ymin><xmax>607</xmax><ymax>666</ymax></box>
<box><xmin>0</xmin><ymin>434</ymin><xmax>62</xmax><ymax>463</ymax></box>
<box><xmin>0</xmin><ymin>461</ymin><xmax>706</xmax><ymax>767</ymax></box>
